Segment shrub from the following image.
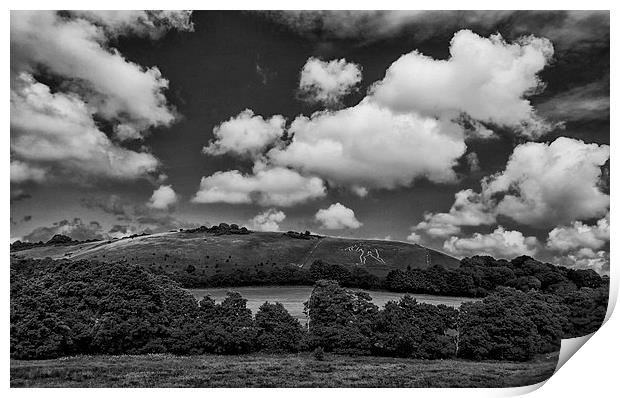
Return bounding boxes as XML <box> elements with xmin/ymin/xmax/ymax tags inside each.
<box><xmin>313</xmin><ymin>347</ymin><xmax>325</xmax><ymax>361</ymax></box>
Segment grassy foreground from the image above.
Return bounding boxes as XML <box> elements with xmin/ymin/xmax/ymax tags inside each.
<box><xmin>11</xmin><ymin>353</ymin><xmax>558</xmax><ymax>388</ymax></box>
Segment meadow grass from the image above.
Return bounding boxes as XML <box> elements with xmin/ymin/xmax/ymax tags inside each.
<box><xmin>11</xmin><ymin>352</ymin><xmax>557</xmax><ymax>388</ymax></box>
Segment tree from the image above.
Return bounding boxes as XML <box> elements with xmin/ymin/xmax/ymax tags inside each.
<box><xmin>305</xmin><ymin>280</ymin><xmax>378</xmax><ymax>354</ymax></box>
<box><xmin>371</xmin><ymin>295</ymin><xmax>457</xmax><ymax>359</ymax></box>
<box><xmin>255</xmin><ymin>302</ymin><xmax>303</xmax><ymax>352</ymax></box>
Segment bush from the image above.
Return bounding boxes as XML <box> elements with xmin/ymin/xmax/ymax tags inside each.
<box><xmin>313</xmin><ymin>347</ymin><xmax>325</xmax><ymax>361</ymax></box>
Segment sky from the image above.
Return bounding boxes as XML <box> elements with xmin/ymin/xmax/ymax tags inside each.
<box><xmin>9</xmin><ymin>10</ymin><xmax>610</xmax><ymax>273</ymax></box>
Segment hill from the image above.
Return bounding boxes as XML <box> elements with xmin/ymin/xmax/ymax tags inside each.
<box><xmin>10</xmin><ymin>229</ymin><xmax>459</xmax><ymax>286</ymax></box>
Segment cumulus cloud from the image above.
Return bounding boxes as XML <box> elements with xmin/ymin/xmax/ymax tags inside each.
<box><xmin>546</xmin><ymin>214</ymin><xmax>609</xmax><ymax>252</ymax></box>
<box><xmin>10</xmin><ymin>160</ymin><xmax>47</xmax><ymax>183</ymax></box>
<box><xmin>22</xmin><ymin>218</ymin><xmax>106</xmax><ymax>242</ymax></box>
<box><xmin>11</xmin><ymin>11</ymin><xmax>186</xmax><ymax>138</ymax></box>
<box><xmin>203</xmin><ymin>109</ymin><xmax>286</xmax><ymax>157</ymax></box>
<box><xmin>11</xmin><ymin>74</ymin><xmax>160</xmax><ymax>182</ymax></box>
<box><xmin>443</xmin><ymin>226</ymin><xmax>540</xmax><ymax>259</ymax></box>
<box><xmin>370</xmin><ymin>30</ymin><xmax>554</xmax><ymax>137</ymax></box>
<box><xmin>10</xmin><ymin>11</ymin><xmax>188</xmax><ymax>184</ymax></box>
<box><xmin>315</xmin><ymin>203</ymin><xmax>362</xmax><ymax>230</ymax></box>
<box><xmin>147</xmin><ymin>185</ymin><xmax>179</xmax><ymax>210</ymax></box>
<box><xmin>298</xmin><ymin>57</ymin><xmax>362</xmax><ymax>106</ymax></box>
<box><xmin>406</xmin><ymin>231</ymin><xmax>422</xmax><ymax>243</ymax></box>
<box><xmin>553</xmin><ymin>248</ymin><xmax>609</xmax><ymax>275</ymax></box>
<box><xmin>268</xmin><ymin>100</ymin><xmax>466</xmax><ymax>190</ymax></box>
<box><xmin>415</xmin><ymin>137</ymin><xmax>610</xmax><ymax>235</ymax></box>
<box><xmin>414</xmin><ymin>189</ymin><xmax>496</xmax><ymax>237</ymax></box>
<box><xmin>249</xmin><ymin>209</ymin><xmax>286</xmax><ymax>231</ymax></box>
<box><xmin>484</xmin><ymin>137</ymin><xmax>609</xmax><ymax>227</ymax></box>
<box><xmin>192</xmin><ymin>164</ymin><xmax>326</xmax><ymax>207</ymax></box>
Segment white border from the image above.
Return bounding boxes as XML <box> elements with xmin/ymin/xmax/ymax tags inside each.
<box><xmin>4</xmin><ymin>1</ymin><xmax>618</xmax><ymax>397</ymax></box>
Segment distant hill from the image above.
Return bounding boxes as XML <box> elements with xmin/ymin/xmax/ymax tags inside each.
<box><xmin>10</xmin><ymin>230</ymin><xmax>459</xmax><ymax>285</ymax></box>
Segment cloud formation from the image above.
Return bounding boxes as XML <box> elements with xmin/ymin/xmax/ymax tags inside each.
<box><xmin>203</xmin><ymin>109</ymin><xmax>286</xmax><ymax>158</ymax></box>
<box><xmin>546</xmin><ymin>214</ymin><xmax>609</xmax><ymax>253</ymax></box>
<box><xmin>414</xmin><ymin>189</ymin><xmax>496</xmax><ymax>237</ymax></box>
<box><xmin>147</xmin><ymin>185</ymin><xmax>179</xmax><ymax>210</ymax></box>
<box><xmin>315</xmin><ymin>203</ymin><xmax>362</xmax><ymax>230</ymax></box>
<box><xmin>10</xmin><ymin>160</ymin><xmax>47</xmax><ymax>183</ymax></box>
<box><xmin>192</xmin><ymin>164</ymin><xmax>326</xmax><ymax>207</ymax></box>
<box><xmin>249</xmin><ymin>209</ymin><xmax>286</xmax><ymax>232</ymax></box>
<box><xmin>266</xmin><ymin>10</ymin><xmax>608</xmax><ymax>50</ymax></box>
<box><xmin>268</xmin><ymin>100</ymin><xmax>466</xmax><ymax>190</ymax></box>
<box><xmin>370</xmin><ymin>30</ymin><xmax>553</xmax><ymax>137</ymax></box>
<box><xmin>415</xmin><ymin>137</ymin><xmax>610</xmax><ymax>236</ymax></box>
<box><xmin>443</xmin><ymin>226</ymin><xmax>540</xmax><ymax>259</ymax></box>
<box><xmin>298</xmin><ymin>57</ymin><xmax>362</xmax><ymax>106</ymax></box>
<box><xmin>22</xmin><ymin>218</ymin><xmax>105</xmax><ymax>242</ymax></box>
<box><xmin>10</xmin><ymin>11</ymin><xmax>189</xmax><ymax>185</ymax></box>
<box><xmin>484</xmin><ymin>137</ymin><xmax>609</xmax><ymax>227</ymax></box>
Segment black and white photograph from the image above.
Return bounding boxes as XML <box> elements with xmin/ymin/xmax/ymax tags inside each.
<box><xmin>8</xmin><ymin>5</ymin><xmax>614</xmax><ymax>390</ymax></box>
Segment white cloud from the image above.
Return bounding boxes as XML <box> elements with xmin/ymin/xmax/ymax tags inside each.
<box><xmin>268</xmin><ymin>11</ymin><xmax>607</xmax><ymax>50</ymax></box>
<box><xmin>406</xmin><ymin>231</ymin><xmax>422</xmax><ymax>243</ymax></box>
<box><xmin>10</xmin><ymin>74</ymin><xmax>160</xmax><ymax>182</ymax></box>
<box><xmin>10</xmin><ymin>11</ymin><xmax>188</xmax><ymax>184</ymax></box>
<box><xmin>552</xmin><ymin>248</ymin><xmax>609</xmax><ymax>275</ymax></box>
<box><xmin>147</xmin><ymin>185</ymin><xmax>179</xmax><ymax>210</ymax></box>
<box><xmin>10</xmin><ymin>160</ymin><xmax>47</xmax><ymax>183</ymax></box>
<box><xmin>315</xmin><ymin>203</ymin><xmax>362</xmax><ymax>230</ymax></box>
<box><xmin>268</xmin><ymin>100</ymin><xmax>466</xmax><ymax>190</ymax></box>
<box><xmin>546</xmin><ymin>214</ymin><xmax>609</xmax><ymax>253</ymax></box>
<box><xmin>414</xmin><ymin>189</ymin><xmax>496</xmax><ymax>237</ymax></box>
<box><xmin>192</xmin><ymin>164</ymin><xmax>326</xmax><ymax>207</ymax></box>
<box><xmin>249</xmin><ymin>209</ymin><xmax>286</xmax><ymax>232</ymax></box>
<box><xmin>443</xmin><ymin>226</ymin><xmax>540</xmax><ymax>259</ymax></box>
<box><xmin>370</xmin><ymin>30</ymin><xmax>554</xmax><ymax>137</ymax></box>
<box><xmin>68</xmin><ymin>10</ymin><xmax>193</xmax><ymax>39</ymax></box>
<box><xmin>537</xmin><ymin>79</ymin><xmax>609</xmax><ymax>122</ymax></box>
<box><xmin>11</xmin><ymin>11</ymin><xmax>185</xmax><ymax>140</ymax></box>
<box><xmin>414</xmin><ymin>137</ymin><xmax>610</xmax><ymax>235</ymax></box>
<box><xmin>298</xmin><ymin>57</ymin><xmax>362</xmax><ymax>106</ymax></box>
<box><xmin>203</xmin><ymin>109</ymin><xmax>285</xmax><ymax>157</ymax></box>
<box><xmin>484</xmin><ymin>137</ymin><xmax>609</xmax><ymax>227</ymax></box>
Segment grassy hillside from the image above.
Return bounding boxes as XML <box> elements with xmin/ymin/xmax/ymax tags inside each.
<box><xmin>11</xmin><ymin>230</ymin><xmax>459</xmax><ymax>284</ymax></box>
<box><xmin>10</xmin><ymin>353</ymin><xmax>557</xmax><ymax>388</ymax></box>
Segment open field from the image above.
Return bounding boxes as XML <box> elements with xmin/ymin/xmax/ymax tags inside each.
<box><xmin>11</xmin><ymin>231</ymin><xmax>459</xmax><ymax>285</ymax></box>
<box><xmin>10</xmin><ymin>353</ymin><xmax>558</xmax><ymax>388</ymax></box>
<box><xmin>190</xmin><ymin>286</ymin><xmax>479</xmax><ymax>321</ymax></box>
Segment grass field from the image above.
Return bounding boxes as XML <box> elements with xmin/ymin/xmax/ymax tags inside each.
<box><xmin>10</xmin><ymin>353</ymin><xmax>557</xmax><ymax>388</ymax></box>
<box><xmin>11</xmin><ymin>231</ymin><xmax>459</xmax><ymax>284</ymax></box>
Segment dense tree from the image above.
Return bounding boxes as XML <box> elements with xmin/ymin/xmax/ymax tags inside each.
<box><xmin>458</xmin><ymin>287</ymin><xmax>569</xmax><ymax>361</ymax></box>
<box><xmin>305</xmin><ymin>280</ymin><xmax>378</xmax><ymax>354</ymax></box>
<box><xmin>371</xmin><ymin>296</ymin><xmax>457</xmax><ymax>358</ymax></box>
<box><xmin>255</xmin><ymin>302</ymin><xmax>304</xmax><ymax>352</ymax></box>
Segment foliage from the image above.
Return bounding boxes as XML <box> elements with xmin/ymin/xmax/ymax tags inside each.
<box><xmin>255</xmin><ymin>302</ymin><xmax>304</xmax><ymax>352</ymax></box>
<box><xmin>371</xmin><ymin>295</ymin><xmax>458</xmax><ymax>359</ymax></box>
<box><xmin>305</xmin><ymin>280</ymin><xmax>378</xmax><ymax>354</ymax></box>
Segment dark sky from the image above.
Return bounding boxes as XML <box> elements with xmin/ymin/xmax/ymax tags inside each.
<box><xmin>10</xmin><ymin>11</ymin><xmax>610</xmax><ymax>271</ymax></box>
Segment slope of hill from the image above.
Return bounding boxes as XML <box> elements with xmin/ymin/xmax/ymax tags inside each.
<box><xmin>11</xmin><ymin>230</ymin><xmax>459</xmax><ymax>285</ymax></box>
